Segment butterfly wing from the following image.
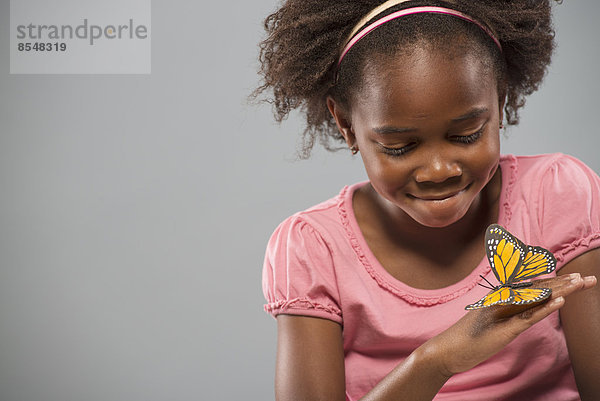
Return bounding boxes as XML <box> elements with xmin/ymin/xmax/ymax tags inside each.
<box><xmin>485</xmin><ymin>224</ymin><xmax>526</xmax><ymax>285</ymax></box>
<box><xmin>511</xmin><ymin>287</ymin><xmax>552</xmax><ymax>305</ymax></box>
<box><xmin>465</xmin><ymin>287</ymin><xmax>513</xmax><ymax>310</ymax></box>
<box><xmin>512</xmin><ymin>245</ymin><xmax>557</xmax><ymax>281</ymax></box>
<box><xmin>465</xmin><ymin>286</ymin><xmax>552</xmax><ymax>310</ymax></box>
<box><xmin>467</xmin><ymin>224</ymin><xmax>556</xmax><ymax>310</ymax></box>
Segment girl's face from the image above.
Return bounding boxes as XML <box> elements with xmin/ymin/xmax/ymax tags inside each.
<box><xmin>332</xmin><ymin>45</ymin><xmax>502</xmax><ymax>228</ymax></box>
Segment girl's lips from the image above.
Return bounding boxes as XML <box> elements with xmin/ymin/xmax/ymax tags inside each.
<box><xmin>409</xmin><ymin>183</ymin><xmax>471</xmax><ymax>201</ymax></box>
<box><xmin>415</xmin><ymin>190</ymin><xmax>461</xmax><ymax>201</ymax></box>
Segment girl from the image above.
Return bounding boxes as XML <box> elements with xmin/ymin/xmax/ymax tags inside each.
<box><xmin>256</xmin><ymin>1</ymin><xmax>600</xmax><ymax>400</ymax></box>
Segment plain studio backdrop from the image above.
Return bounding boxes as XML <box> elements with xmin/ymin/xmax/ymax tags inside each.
<box><xmin>0</xmin><ymin>1</ymin><xmax>598</xmax><ymax>400</ymax></box>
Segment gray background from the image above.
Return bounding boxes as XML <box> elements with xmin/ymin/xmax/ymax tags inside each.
<box><xmin>0</xmin><ymin>1</ymin><xmax>598</xmax><ymax>400</ymax></box>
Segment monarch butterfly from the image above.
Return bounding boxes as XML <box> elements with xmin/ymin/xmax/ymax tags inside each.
<box><xmin>465</xmin><ymin>224</ymin><xmax>557</xmax><ymax>310</ymax></box>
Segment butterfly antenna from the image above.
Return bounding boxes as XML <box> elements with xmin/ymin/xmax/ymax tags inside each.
<box><xmin>477</xmin><ymin>275</ymin><xmax>496</xmax><ymax>290</ymax></box>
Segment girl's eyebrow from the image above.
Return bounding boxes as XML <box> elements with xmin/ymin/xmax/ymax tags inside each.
<box><xmin>373</xmin><ymin>107</ymin><xmax>490</xmax><ymax>135</ymax></box>
<box><xmin>372</xmin><ymin>126</ymin><xmax>416</xmax><ymax>135</ymax></box>
<box><xmin>452</xmin><ymin>107</ymin><xmax>489</xmax><ymax>122</ymax></box>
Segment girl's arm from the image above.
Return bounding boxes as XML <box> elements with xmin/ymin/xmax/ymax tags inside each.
<box><xmin>276</xmin><ymin>314</ymin><xmax>450</xmax><ymax>401</ymax></box>
<box><xmin>275</xmin><ymin>274</ymin><xmax>596</xmax><ymax>401</ymax></box>
<box><xmin>558</xmin><ymin>248</ymin><xmax>600</xmax><ymax>400</ymax></box>
<box><xmin>275</xmin><ymin>316</ymin><xmax>346</xmax><ymax>401</ymax></box>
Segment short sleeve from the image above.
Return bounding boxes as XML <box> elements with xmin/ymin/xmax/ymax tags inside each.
<box><xmin>262</xmin><ymin>216</ymin><xmax>343</xmax><ymax>324</ymax></box>
<box><xmin>537</xmin><ymin>154</ymin><xmax>600</xmax><ymax>267</ymax></box>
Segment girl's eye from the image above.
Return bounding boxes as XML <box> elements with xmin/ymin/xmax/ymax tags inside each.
<box><xmin>380</xmin><ymin>142</ymin><xmax>417</xmax><ymax>157</ymax></box>
<box><xmin>378</xmin><ymin>127</ymin><xmax>484</xmax><ymax>157</ymax></box>
<box><xmin>452</xmin><ymin>129</ymin><xmax>483</xmax><ymax>144</ymax></box>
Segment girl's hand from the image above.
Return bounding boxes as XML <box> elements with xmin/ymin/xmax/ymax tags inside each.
<box><xmin>425</xmin><ymin>273</ymin><xmax>597</xmax><ymax>377</ymax></box>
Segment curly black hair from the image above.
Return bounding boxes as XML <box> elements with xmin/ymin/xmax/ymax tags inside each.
<box><xmin>253</xmin><ymin>0</ymin><xmax>558</xmax><ymax>158</ymax></box>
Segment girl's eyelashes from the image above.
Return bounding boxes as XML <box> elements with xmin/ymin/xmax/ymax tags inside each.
<box><xmin>451</xmin><ymin>129</ymin><xmax>484</xmax><ymax>144</ymax></box>
<box><xmin>378</xmin><ymin>126</ymin><xmax>486</xmax><ymax>157</ymax></box>
<box><xmin>379</xmin><ymin>142</ymin><xmax>417</xmax><ymax>157</ymax></box>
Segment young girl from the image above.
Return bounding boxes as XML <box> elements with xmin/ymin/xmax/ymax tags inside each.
<box><xmin>256</xmin><ymin>1</ymin><xmax>600</xmax><ymax>400</ymax></box>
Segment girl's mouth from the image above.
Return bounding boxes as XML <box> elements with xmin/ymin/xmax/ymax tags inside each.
<box><xmin>408</xmin><ymin>183</ymin><xmax>472</xmax><ymax>201</ymax></box>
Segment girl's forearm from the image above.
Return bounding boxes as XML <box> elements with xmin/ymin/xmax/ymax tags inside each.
<box><xmin>359</xmin><ymin>343</ymin><xmax>451</xmax><ymax>401</ymax></box>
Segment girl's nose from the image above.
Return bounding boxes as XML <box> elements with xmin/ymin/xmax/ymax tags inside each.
<box><xmin>414</xmin><ymin>153</ymin><xmax>462</xmax><ymax>183</ymax></box>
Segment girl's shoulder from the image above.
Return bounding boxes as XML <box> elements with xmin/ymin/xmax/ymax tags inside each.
<box><xmin>502</xmin><ymin>152</ymin><xmax>600</xmax><ymax>218</ymax></box>
<box><xmin>507</xmin><ymin>151</ymin><xmax>582</xmax><ymax>169</ymax></box>
<box><xmin>270</xmin><ymin>181</ymin><xmax>369</xmax><ymax>237</ymax></box>
<box><xmin>505</xmin><ymin>152</ymin><xmax>598</xmax><ymax>187</ymax></box>
<box><xmin>502</xmin><ymin>153</ymin><xmax>600</xmax><ymax>263</ymax></box>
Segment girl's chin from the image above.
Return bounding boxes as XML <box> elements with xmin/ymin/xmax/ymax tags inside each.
<box><xmin>409</xmin><ymin>212</ymin><xmax>468</xmax><ymax>228</ymax></box>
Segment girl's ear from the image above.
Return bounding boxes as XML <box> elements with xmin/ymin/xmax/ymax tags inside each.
<box><xmin>498</xmin><ymin>89</ymin><xmax>507</xmax><ymax>126</ymax></box>
<box><xmin>326</xmin><ymin>96</ymin><xmax>356</xmax><ymax>147</ymax></box>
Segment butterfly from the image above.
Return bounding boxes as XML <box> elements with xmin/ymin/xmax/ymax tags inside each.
<box><xmin>465</xmin><ymin>224</ymin><xmax>557</xmax><ymax>310</ymax></box>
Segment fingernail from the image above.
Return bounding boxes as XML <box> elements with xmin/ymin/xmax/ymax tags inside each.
<box><xmin>584</xmin><ymin>276</ymin><xmax>597</xmax><ymax>284</ymax></box>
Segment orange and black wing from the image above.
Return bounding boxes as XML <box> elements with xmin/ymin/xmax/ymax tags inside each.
<box><xmin>512</xmin><ymin>287</ymin><xmax>552</xmax><ymax>305</ymax></box>
<box><xmin>465</xmin><ymin>287</ymin><xmax>513</xmax><ymax>310</ymax></box>
<box><xmin>485</xmin><ymin>224</ymin><xmax>526</xmax><ymax>286</ymax></box>
<box><xmin>465</xmin><ymin>286</ymin><xmax>552</xmax><ymax>310</ymax></box>
<box><xmin>512</xmin><ymin>245</ymin><xmax>556</xmax><ymax>281</ymax></box>
<box><xmin>467</xmin><ymin>224</ymin><xmax>556</xmax><ymax>310</ymax></box>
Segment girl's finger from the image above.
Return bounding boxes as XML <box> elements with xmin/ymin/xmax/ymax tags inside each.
<box><xmin>582</xmin><ymin>275</ymin><xmax>597</xmax><ymax>289</ymax></box>
<box><xmin>511</xmin><ymin>296</ymin><xmax>565</xmax><ymax>332</ymax></box>
<box><xmin>535</xmin><ymin>272</ymin><xmax>581</xmax><ymax>288</ymax></box>
<box><xmin>488</xmin><ymin>274</ymin><xmax>595</xmax><ymax>320</ymax></box>
<box><xmin>545</xmin><ymin>274</ymin><xmax>596</xmax><ymax>297</ymax></box>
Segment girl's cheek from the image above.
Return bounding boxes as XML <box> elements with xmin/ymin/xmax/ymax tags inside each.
<box><xmin>471</xmin><ymin>137</ymin><xmax>500</xmax><ymax>174</ymax></box>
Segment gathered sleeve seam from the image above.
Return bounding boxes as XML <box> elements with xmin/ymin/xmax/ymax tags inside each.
<box><xmin>554</xmin><ymin>231</ymin><xmax>600</xmax><ymax>266</ymax></box>
<box><xmin>264</xmin><ymin>297</ymin><xmax>343</xmax><ymax>323</ymax></box>
<box><xmin>262</xmin><ymin>214</ymin><xmax>344</xmax><ymax>324</ymax></box>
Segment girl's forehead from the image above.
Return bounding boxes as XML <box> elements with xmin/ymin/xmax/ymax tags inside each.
<box><xmin>353</xmin><ymin>48</ymin><xmax>498</xmax><ymax>122</ymax></box>
<box><xmin>363</xmin><ymin>40</ymin><xmax>494</xmax><ymax>82</ymax></box>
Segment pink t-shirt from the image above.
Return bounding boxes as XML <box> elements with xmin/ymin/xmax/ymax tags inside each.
<box><xmin>262</xmin><ymin>153</ymin><xmax>600</xmax><ymax>401</ymax></box>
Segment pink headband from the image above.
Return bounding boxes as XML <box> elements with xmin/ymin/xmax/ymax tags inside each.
<box><xmin>337</xmin><ymin>6</ymin><xmax>502</xmax><ymax>67</ymax></box>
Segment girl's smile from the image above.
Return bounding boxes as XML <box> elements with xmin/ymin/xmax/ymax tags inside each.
<box><xmin>408</xmin><ymin>183</ymin><xmax>470</xmax><ymax>201</ymax></box>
